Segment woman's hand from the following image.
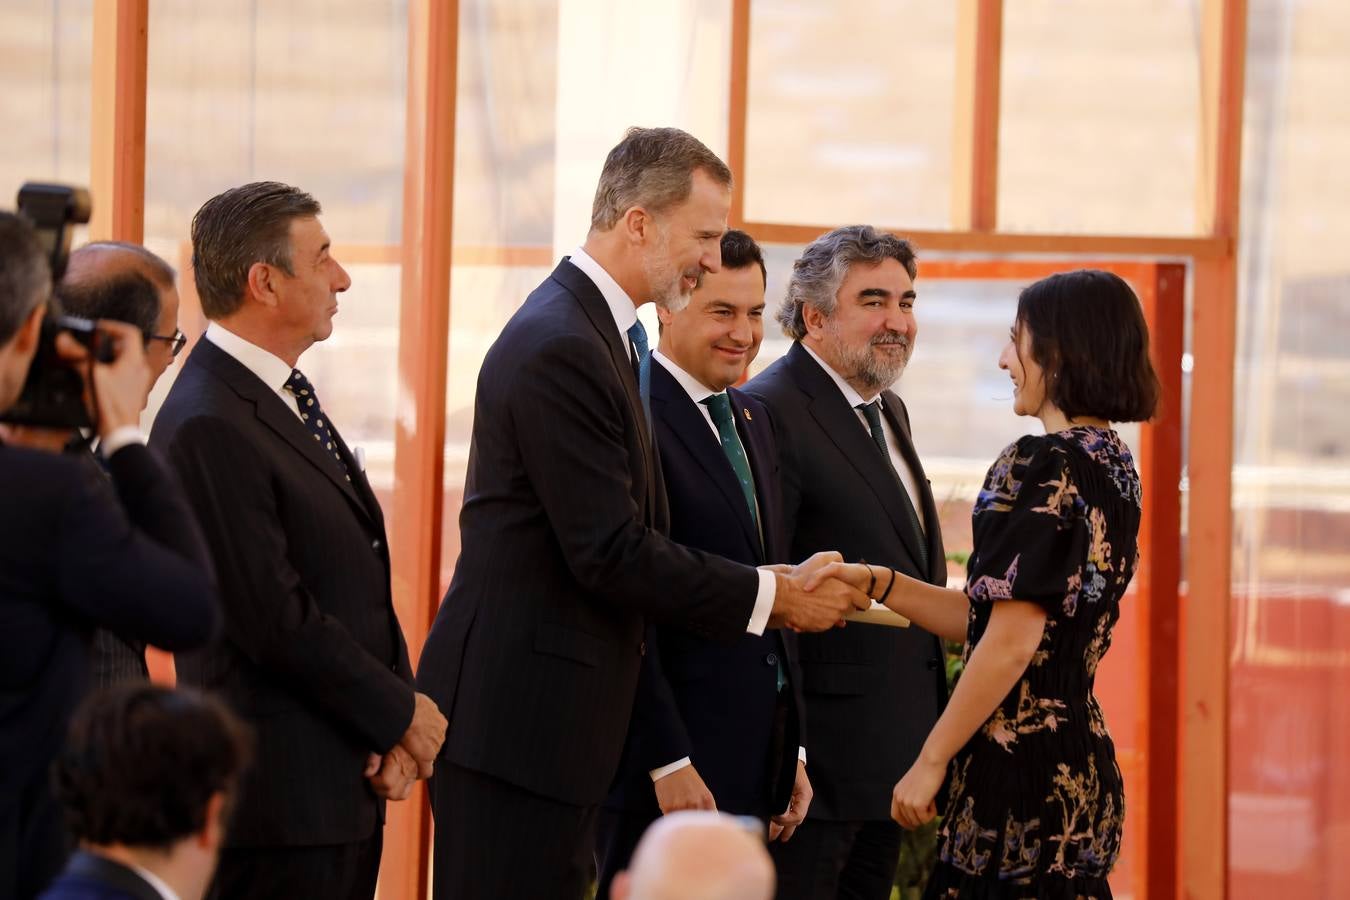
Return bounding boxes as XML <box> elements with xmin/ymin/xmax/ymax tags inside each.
<box><xmin>890</xmin><ymin>755</ymin><xmax>946</xmax><ymax>829</ymax></box>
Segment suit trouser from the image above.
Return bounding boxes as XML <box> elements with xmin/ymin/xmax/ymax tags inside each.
<box><xmin>431</xmin><ymin>761</ymin><xmax>598</xmax><ymax>900</ymax></box>
<box><xmin>206</xmin><ymin>831</ymin><xmax>382</xmax><ymax>900</ymax></box>
<box><xmin>770</xmin><ymin>817</ymin><xmax>902</xmax><ymax>900</ymax></box>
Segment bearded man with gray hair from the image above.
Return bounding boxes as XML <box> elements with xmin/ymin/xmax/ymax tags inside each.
<box><xmin>743</xmin><ymin>225</ymin><xmax>948</xmax><ymax>899</ymax></box>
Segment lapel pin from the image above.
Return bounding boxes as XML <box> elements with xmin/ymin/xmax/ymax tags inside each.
<box><xmin>743</xmin><ymin>408</ymin><xmax>753</xmax><ymax>421</ymax></box>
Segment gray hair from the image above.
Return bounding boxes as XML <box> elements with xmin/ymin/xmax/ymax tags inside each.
<box><xmin>776</xmin><ymin>225</ymin><xmax>917</xmax><ymax>340</ymax></box>
<box><xmin>0</xmin><ymin>212</ymin><xmax>52</xmax><ymax>345</ymax></box>
<box><xmin>590</xmin><ymin>127</ymin><xmax>733</xmax><ymax>232</ymax></box>
<box><xmin>190</xmin><ymin>182</ymin><xmax>321</xmax><ymax>319</ymax></box>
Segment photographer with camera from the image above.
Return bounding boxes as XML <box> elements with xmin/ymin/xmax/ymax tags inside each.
<box><xmin>0</xmin><ymin>210</ymin><xmax>219</xmax><ymax>899</ymax></box>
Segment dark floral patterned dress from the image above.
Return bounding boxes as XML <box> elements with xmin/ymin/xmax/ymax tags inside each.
<box><xmin>924</xmin><ymin>427</ymin><xmax>1141</xmax><ymax>900</ymax></box>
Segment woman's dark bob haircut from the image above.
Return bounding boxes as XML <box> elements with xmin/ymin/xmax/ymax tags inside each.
<box><xmin>1015</xmin><ymin>269</ymin><xmax>1161</xmax><ymax>423</ymax></box>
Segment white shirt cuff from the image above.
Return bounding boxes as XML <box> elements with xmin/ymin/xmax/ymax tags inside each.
<box><xmin>100</xmin><ymin>426</ymin><xmax>146</xmax><ymax>457</ymax></box>
<box><xmin>649</xmin><ymin>757</ymin><xmax>692</xmax><ymax>782</ymax></box>
<box><xmin>798</xmin><ymin>746</ymin><xmax>807</xmax><ymax>765</ymax></box>
<box><xmin>746</xmin><ymin>569</ymin><xmax>777</xmax><ymax>635</ymax></box>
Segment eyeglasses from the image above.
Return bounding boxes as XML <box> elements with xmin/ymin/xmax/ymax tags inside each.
<box><xmin>150</xmin><ymin>328</ymin><xmax>187</xmax><ymax>358</ymax></box>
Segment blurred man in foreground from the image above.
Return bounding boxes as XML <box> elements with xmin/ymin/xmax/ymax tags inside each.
<box><xmin>41</xmin><ymin>684</ymin><xmax>250</xmax><ymax>900</ymax></box>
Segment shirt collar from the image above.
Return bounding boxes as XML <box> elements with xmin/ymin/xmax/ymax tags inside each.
<box><xmin>569</xmin><ymin>245</ymin><xmax>638</xmax><ymax>338</ymax></box>
<box><xmin>204</xmin><ymin>322</ymin><xmax>297</xmax><ymax>392</ymax></box>
<box><xmin>128</xmin><ymin>862</ymin><xmax>182</xmax><ymax>900</ymax></box>
<box><xmin>651</xmin><ymin>349</ymin><xmax>719</xmax><ymax>405</ymax></box>
<box><xmin>800</xmin><ymin>341</ymin><xmax>873</xmax><ymax>410</ymax></box>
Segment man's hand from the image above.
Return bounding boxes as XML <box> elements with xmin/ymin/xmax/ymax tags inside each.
<box><xmin>768</xmin><ymin>552</ymin><xmax>870</xmax><ymax>632</ymax></box>
<box><xmin>653</xmin><ymin>765</ymin><xmax>716</xmax><ymax>815</ymax></box>
<box><xmin>769</xmin><ymin>761</ymin><xmax>812</xmax><ymax>842</ymax></box>
<box><xmin>364</xmin><ymin>744</ymin><xmax>419</xmax><ymax>801</ymax></box>
<box><xmin>399</xmin><ymin>692</ymin><xmax>447</xmax><ymax>775</ymax></box>
<box><xmin>59</xmin><ymin>321</ymin><xmax>151</xmax><ymax>438</ymax></box>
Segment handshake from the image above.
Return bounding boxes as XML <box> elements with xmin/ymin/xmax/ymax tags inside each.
<box><xmin>364</xmin><ymin>691</ymin><xmax>448</xmax><ymax>801</ymax></box>
<box><xmin>765</xmin><ymin>551</ymin><xmax>874</xmax><ymax>632</ymax></box>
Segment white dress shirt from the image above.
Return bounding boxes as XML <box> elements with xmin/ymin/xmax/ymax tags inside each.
<box><xmin>203</xmin><ymin>322</ymin><xmax>305</xmax><ymax>421</ymax></box>
<box><xmin>800</xmin><ymin>343</ymin><xmax>928</xmax><ymax>537</ymax></box>
<box><xmin>568</xmin><ymin>247</ymin><xmax>777</xmax><ymax>636</ymax></box>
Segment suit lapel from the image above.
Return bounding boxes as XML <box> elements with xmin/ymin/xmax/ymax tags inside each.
<box><xmin>786</xmin><ymin>343</ymin><xmax>926</xmax><ymax>573</ymax></box>
<box><xmin>551</xmin><ymin>259</ymin><xmax>658</xmax><ymax>520</ymax></box>
<box><xmin>191</xmin><ymin>341</ymin><xmax>374</xmax><ymax>526</ymax></box>
<box><xmin>879</xmin><ymin>392</ymin><xmax>942</xmax><ymax>583</ymax></box>
<box><xmin>649</xmin><ymin>360</ymin><xmax>761</xmax><ymax>559</ymax></box>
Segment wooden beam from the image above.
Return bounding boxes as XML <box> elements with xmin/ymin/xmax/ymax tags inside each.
<box><xmin>727</xmin><ymin>0</ymin><xmax>752</xmax><ymax>228</ymax></box>
<box><xmin>1138</xmin><ymin>263</ymin><xmax>1186</xmax><ymax>900</ymax></box>
<box><xmin>741</xmin><ymin>221</ymin><xmax>1230</xmax><ymax>258</ymax></box>
<box><xmin>89</xmin><ymin>0</ymin><xmax>148</xmax><ymax>243</ymax></box>
<box><xmin>950</xmin><ymin>0</ymin><xmax>1003</xmax><ymax>231</ymax></box>
<box><xmin>1183</xmin><ymin>1</ymin><xmax>1245</xmax><ymax>897</ymax></box>
<box><xmin>380</xmin><ymin>0</ymin><xmax>459</xmax><ymax>897</ymax></box>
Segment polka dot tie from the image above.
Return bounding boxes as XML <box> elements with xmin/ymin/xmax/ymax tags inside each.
<box><xmin>284</xmin><ymin>368</ymin><xmax>350</xmax><ymax>481</ymax></box>
<box><xmin>701</xmin><ymin>392</ymin><xmax>759</xmax><ymax>539</ymax></box>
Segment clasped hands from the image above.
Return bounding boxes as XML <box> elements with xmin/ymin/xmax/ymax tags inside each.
<box><xmin>364</xmin><ymin>691</ymin><xmax>447</xmax><ymax>801</ymax></box>
<box><xmin>765</xmin><ymin>551</ymin><xmax>874</xmax><ymax>632</ymax></box>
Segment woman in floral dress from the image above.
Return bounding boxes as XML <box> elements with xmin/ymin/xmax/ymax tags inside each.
<box><xmin>811</xmin><ymin>269</ymin><xmax>1160</xmax><ymax>898</ymax></box>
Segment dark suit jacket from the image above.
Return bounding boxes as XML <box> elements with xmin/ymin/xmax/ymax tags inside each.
<box><xmin>149</xmin><ymin>338</ymin><xmax>415</xmax><ymax>848</ymax></box>
<box><xmin>37</xmin><ymin>852</ymin><xmax>163</xmax><ymax>900</ymax></box>
<box><xmin>0</xmin><ymin>442</ymin><xmax>217</xmax><ymax>899</ymax></box>
<box><xmin>744</xmin><ymin>342</ymin><xmax>948</xmax><ymax>822</ymax></box>
<box><xmin>605</xmin><ymin>357</ymin><xmax>804</xmax><ymax>819</ymax></box>
<box><xmin>417</xmin><ymin>259</ymin><xmax>761</xmax><ymax>807</ymax></box>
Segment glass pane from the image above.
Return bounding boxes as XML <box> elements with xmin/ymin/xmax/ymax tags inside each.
<box><xmin>999</xmin><ymin>0</ymin><xmax>1201</xmax><ymax>235</ymax></box>
<box><xmin>744</xmin><ymin>0</ymin><xmax>956</xmax><ymax>229</ymax></box>
<box><xmin>1231</xmin><ymin>0</ymin><xmax>1350</xmax><ymax>895</ymax></box>
<box><xmin>0</xmin><ymin>1</ymin><xmax>92</xmax><ymax>215</ymax></box>
<box><xmin>142</xmin><ymin>0</ymin><xmax>407</xmax><ymax>458</ymax></box>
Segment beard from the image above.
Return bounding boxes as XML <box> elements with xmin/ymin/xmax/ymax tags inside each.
<box><xmin>641</xmin><ymin>227</ymin><xmax>702</xmax><ymax>314</ymax></box>
<box><xmin>824</xmin><ymin>320</ymin><xmax>913</xmax><ymax>393</ymax></box>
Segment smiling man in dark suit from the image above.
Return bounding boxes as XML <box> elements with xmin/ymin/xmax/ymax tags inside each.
<box><xmin>744</xmin><ymin>225</ymin><xmax>948</xmax><ymax>900</ymax></box>
<box><xmin>149</xmin><ymin>182</ymin><xmax>445</xmax><ymax>900</ymax></box>
<box><xmin>416</xmin><ymin>128</ymin><xmax>867</xmax><ymax>900</ymax></box>
<box><xmin>594</xmin><ymin>229</ymin><xmax>811</xmax><ymax>897</ymax></box>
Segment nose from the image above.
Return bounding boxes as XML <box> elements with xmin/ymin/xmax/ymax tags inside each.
<box><xmin>334</xmin><ymin>261</ymin><xmax>352</xmax><ymax>293</ymax></box>
<box><xmin>998</xmin><ymin>342</ymin><xmax>1012</xmax><ymax>370</ymax></box>
<box><xmin>701</xmin><ymin>241</ymin><xmax>722</xmax><ymax>274</ymax></box>
<box><xmin>885</xmin><ymin>304</ymin><xmax>911</xmax><ymax>336</ymax></box>
<box><xmin>728</xmin><ymin>314</ymin><xmax>752</xmax><ymax>346</ymax></box>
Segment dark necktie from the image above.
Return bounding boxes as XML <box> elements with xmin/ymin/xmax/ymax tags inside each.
<box><xmin>857</xmin><ymin>400</ymin><xmax>928</xmax><ymax>571</ymax></box>
<box><xmin>627</xmin><ymin>321</ymin><xmax>653</xmax><ymax>429</ymax></box>
<box><xmin>284</xmin><ymin>368</ymin><xmax>350</xmax><ymax>481</ymax></box>
<box><xmin>701</xmin><ymin>392</ymin><xmax>760</xmax><ymax>539</ymax></box>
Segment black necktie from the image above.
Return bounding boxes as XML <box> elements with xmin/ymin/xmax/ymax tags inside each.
<box><xmin>857</xmin><ymin>400</ymin><xmax>928</xmax><ymax>571</ymax></box>
<box><xmin>284</xmin><ymin>368</ymin><xmax>350</xmax><ymax>481</ymax></box>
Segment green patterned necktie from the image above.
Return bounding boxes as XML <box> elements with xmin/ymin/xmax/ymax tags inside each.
<box><xmin>701</xmin><ymin>393</ymin><xmax>760</xmax><ymax>538</ymax></box>
<box><xmin>857</xmin><ymin>400</ymin><xmax>929</xmax><ymax>572</ymax></box>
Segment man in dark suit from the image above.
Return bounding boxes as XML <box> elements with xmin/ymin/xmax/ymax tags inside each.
<box><xmin>0</xmin><ymin>213</ymin><xmax>218</xmax><ymax>899</ymax></box>
<box><xmin>744</xmin><ymin>225</ymin><xmax>948</xmax><ymax>899</ymax></box>
<box><xmin>58</xmin><ymin>242</ymin><xmax>187</xmax><ymax>686</ymax></box>
<box><xmin>150</xmin><ymin>183</ymin><xmax>445</xmax><ymax>900</ymax></box>
<box><xmin>595</xmin><ymin>230</ymin><xmax>811</xmax><ymax>897</ymax></box>
<box><xmin>41</xmin><ymin>684</ymin><xmax>250</xmax><ymax>900</ymax></box>
<box><xmin>416</xmin><ymin>128</ymin><xmax>867</xmax><ymax>899</ymax></box>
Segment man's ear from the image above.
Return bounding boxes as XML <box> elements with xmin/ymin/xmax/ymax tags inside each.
<box><xmin>620</xmin><ymin>206</ymin><xmax>655</xmax><ymax>247</ymax></box>
<box><xmin>801</xmin><ymin>300</ymin><xmax>828</xmax><ymax>341</ymax></box>
<box><xmin>13</xmin><ymin>302</ymin><xmax>46</xmax><ymax>354</ymax></box>
<box><xmin>244</xmin><ymin>262</ymin><xmax>279</xmax><ymax>309</ymax></box>
<box><xmin>199</xmin><ymin>792</ymin><xmax>228</xmax><ymax>850</ymax></box>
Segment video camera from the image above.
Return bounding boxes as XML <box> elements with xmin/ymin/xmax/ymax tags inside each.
<box><xmin>1</xmin><ymin>182</ymin><xmax>117</xmax><ymax>429</ymax></box>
